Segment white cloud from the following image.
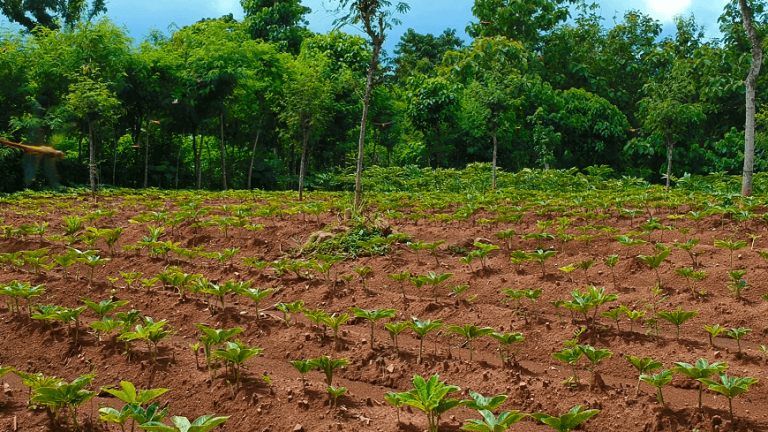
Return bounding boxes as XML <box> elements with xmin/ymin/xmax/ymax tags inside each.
<box><xmin>644</xmin><ymin>0</ymin><xmax>692</xmax><ymax>21</ymax></box>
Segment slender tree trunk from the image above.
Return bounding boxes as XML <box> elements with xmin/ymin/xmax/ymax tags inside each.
<box><xmin>354</xmin><ymin>41</ymin><xmax>382</xmax><ymax>210</ymax></box>
<box><xmin>247</xmin><ymin>128</ymin><xmax>261</xmax><ymax>190</ymax></box>
<box><xmin>219</xmin><ymin>113</ymin><xmax>228</xmax><ymax>191</ymax></box>
<box><xmin>143</xmin><ymin>114</ymin><xmax>150</xmax><ymax>189</ymax></box>
<box><xmin>665</xmin><ymin>134</ymin><xmax>674</xmax><ymax>193</ymax></box>
<box><xmin>88</xmin><ymin>118</ymin><xmax>96</xmax><ymax>194</ymax></box>
<box><xmin>298</xmin><ymin>120</ymin><xmax>311</xmax><ymax>201</ymax></box>
<box><xmin>739</xmin><ymin>0</ymin><xmax>763</xmax><ymax>197</ymax></box>
<box><xmin>491</xmin><ymin>130</ymin><xmax>498</xmax><ymax>190</ymax></box>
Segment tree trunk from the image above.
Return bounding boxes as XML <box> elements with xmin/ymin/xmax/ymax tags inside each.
<box><xmin>354</xmin><ymin>40</ymin><xmax>383</xmax><ymax>210</ymax></box>
<box><xmin>492</xmin><ymin>130</ymin><xmax>498</xmax><ymax>190</ymax></box>
<box><xmin>739</xmin><ymin>0</ymin><xmax>763</xmax><ymax>197</ymax></box>
<box><xmin>665</xmin><ymin>133</ymin><xmax>674</xmax><ymax>193</ymax></box>
<box><xmin>88</xmin><ymin>118</ymin><xmax>96</xmax><ymax>194</ymax></box>
<box><xmin>143</xmin><ymin>114</ymin><xmax>150</xmax><ymax>189</ymax></box>
<box><xmin>219</xmin><ymin>113</ymin><xmax>228</xmax><ymax>191</ymax></box>
<box><xmin>247</xmin><ymin>128</ymin><xmax>261</xmax><ymax>190</ymax></box>
<box><xmin>298</xmin><ymin>119</ymin><xmax>311</xmax><ymax>201</ymax></box>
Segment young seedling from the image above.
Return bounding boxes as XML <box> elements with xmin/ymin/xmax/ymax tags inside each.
<box><xmin>636</xmin><ymin>248</ymin><xmax>670</xmax><ymax>288</ymax></box>
<box><xmin>530</xmin><ymin>405</ymin><xmax>599</xmax><ymax>432</ymax></box>
<box><xmin>418</xmin><ymin>271</ymin><xmax>454</xmax><ymax>302</ymax></box>
<box><xmin>408</xmin><ymin>276</ymin><xmax>427</xmax><ymax>300</ymax></box>
<box><xmin>422</xmin><ymin>240</ymin><xmax>446</xmax><ymax>265</ymax></box>
<box><xmin>349</xmin><ymin>307</ymin><xmax>397</xmax><ymax>349</ymax></box>
<box><xmin>501</xmin><ymin>288</ymin><xmax>526</xmax><ymax>315</ymax></box>
<box><xmin>409</xmin><ymin>317</ymin><xmax>444</xmax><ymax>363</ymax></box>
<box><xmin>672</xmin><ymin>359</ymin><xmax>729</xmax><ymax>409</ymax></box>
<box><xmin>574</xmin><ymin>234</ymin><xmax>600</xmax><ymax>255</ymax></box>
<box><xmin>274</xmin><ymin>300</ymin><xmax>304</xmax><ymax>327</ymax></box>
<box><xmin>522</xmin><ymin>287</ymin><xmax>543</xmax><ymax>319</ymax></box>
<box><xmin>78</xmin><ymin>255</ymin><xmax>111</xmax><ymax>286</ymax></box>
<box><xmin>726</xmin><ymin>270</ymin><xmax>751</xmax><ymax>297</ymax></box>
<box><xmin>522</xmin><ymin>232</ymin><xmax>554</xmax><ymax>249</ymax></box>
<box><xmin>448</xmin><ymin>324</ymin><xmax>494</xmax><ymax>362</ymax></box>
<box><xmin>673</xmin><ymin>238</ymin><xmax>704</xmax><ymax>267</ymax></box>
<box><xmin>238</xmin><ymin>287</ymin><xmax>276</xmax><ymax>320</ymax></box>
<box><xmin>472</xmin><ymin>242</ymin><xmax>500</xmax><ymax>270</ymax></box>
<box><xmin>395</xmin><ymin>374</ymin><xmax>462</xmax><ymax>432</ymax></box>
<box><xmin>322</xmin><ymin>313</ymin><xmax>350</xmax><ymax>342</ymax></box>
<box><xmin>385</xmin><ymin>321</ymin><xmax>410</xmax><ymax>352</ymax></box>
<box><xmin>353</xmin><ymin>266</ymin><xmax>373</xmax><ymax>292</ymax></box>
<box><xmin>139</xmin><ymin>414</ymin><xmax>229</xmax><ymax>432</ymax></box>
<box><xmin>194</xmin><ymin>325</ymin><xmax>243</xmax><ymax>371</ymax></box>
<box><xmin>461</xmin><ymin>390</ymin><xmax>508</xmax><ymax>411</ymax></box>
<box><xmin>385</xmin><ymin>392</ymin><xmax>406</xmax><ymax>424</ymax></box>
<box><xmin>387</xmin><ymin>270</ymin><xmax>411</xmax><ymax>303</ymax></box>
<box><xmin>31</xmin><ymin>373</ymin><xmax>96</xmax><ymax>431</ymax></box>
<box><xmin>308</xmin><ymin>355</ymin><xmax>351</xmax><ymax>386</ymax></box>
<box><xmin>550</xmin><ymin>299</ymin><xmax>565</xmax><ymax>323</ymax></box>
<box><xmin>656</xmin><ymin>307</ymin><xmax>698</xmax><ymax>340</ymax></box>
<box><xmin>704</xmin><ymin>324</ymin><xmax>726</xmax><ymax>346</ymax></box>
<box><xmin>639</xmin><ymin>369</ymin><xmax>673</xmax><ymax>406</ymax></box>
<box><xmin>625</xmin><ymin>355</ymin><xmax>664</xmax><ymax>395</ymax></box>
<box><xmin>699</xmin><ymin>374</ymin><xmax>759</xmax><ymax>422</ymax></box>
<box><xmin>527</xmin><ymin>249</ymin><xmax>557</xmax><ymax>276</ymax></box>
<box><xmin>600</xmin><ymin>307</ymin><xmax>624</xmax><ymax>332</ymax></box>
<box><xmin>212</xmin><ymin>340</ymin><xmax>263</xmax><ymax>387</ymax></box>
<box><xmin>461</xmin><ymin>410</ymin><xmax>526</xmax><ymax>432</ymax></box>
<box><xmin>495</xmin><ymin>228</ymin><xmax>516</xmax><ymax>250</ymax></box>
<box><xmin>448</xmin><ymin>284</ymin><xmax>472</xmax><ymax>304</ymax></box>
<box><xmin>714</xmin><ymin>237</ymin><xmax>748</xmax><ymax>267</ymax></box>
<box><xmin>327</xmin><ymin>385</ymin><xmax>347</xmax><ymax>407</ymax></box>
<box><xmin>289</xmin><ymin>360</ymin><xmax>313</xmax><ymax>390</ymax></box>
<box><xmin>580</xmin><ymin>345</ymin><xmax>612</xmax><ymax>390</ymax></box>
<box><xmin>490</xmin><ymin>332</ymin><xmax>524</xmax><ymax>368</ymax></box>
<box><xmin>552</xmin><ymin>346</ymin><xmax>583</xmax><ymax>387</ymax></box>
<box><xmin>614</xmin><ymin>235</ymin><xmax>649</xmax><ymax>258</ymax></box>
<box><xmin>460</xmin><ymin>254</ymin><xmax>476</xmax><ymax>272</ymax></box>
<box><xmin>558</xmin><ymin>264</ymin><xmax>577</xmax><ymax>283</ymax></box>
<box><xmin>674</xmin><ymin>267</ymin><xmax>707</xmax><ymax>296</ymax></box>
<box><xmin>509</xmin><ymin>250</ymin><xmax>529</xmax><ymax>272</ymax></box>
<box><xmin>574</xmin><ymin>260</ymin><xmax>594</xmax><ymax>284</ymax></box>
<box><xmin>82</xmin><ymin>298</ymin><xmax>129</xmax><ymax>319</ymax></box>
<box><xmin>726</xmin><ymin>327</ymin><xmax>751</xmax><ymax>356</ymax></box>
<box><xmin>603</xmin><ymin>254</ymin><xmax>619</xmax><ymax>287</ymax></box>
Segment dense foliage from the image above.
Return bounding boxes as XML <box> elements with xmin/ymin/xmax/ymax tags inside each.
<box><xmin>0</xmin><ymin>0</ymin><xmax>766</xmax><ymax>193</ymax></box>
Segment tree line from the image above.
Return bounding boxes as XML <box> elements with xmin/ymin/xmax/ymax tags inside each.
<box><xmin>0</xmin><ymin>0</ymin><xmax>765</xmax><ymax>198</ymax></box>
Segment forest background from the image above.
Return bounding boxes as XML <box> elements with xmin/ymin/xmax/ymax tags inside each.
<box><xmin>0</xmin><ymin>0</ymin><xmax>765</xmax><ymax>194</ymax></box>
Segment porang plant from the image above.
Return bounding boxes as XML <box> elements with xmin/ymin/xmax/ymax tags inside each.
<box><xmin>349</xmin><ymin>307</ymin><xmax>397</xmax><ymax>349</ymax></box>
<box><xmin>656</xmin><ymin>307</ymin><xmax>698</xmax><ymax>340</ymax></box>
<box><xmin>639</xmin><ymin>369</ymin><xmax>673</xmax><ymax>407</ymax></box>
<box><xmin>395</xmin><ymin>374</ymin><xmax>463</xmax><ymax>432</ymax></box>
<box><xmin>671</xmin><ymin>359</ymin><xmax>728</xmax><ymax>409</ymax></box>
<box><xmin>531</xmin><ymin>405</ymin><xmax>599</xmax><ymax>432</ymax></box>
<box><xmin>699</xmin><ymin>374</ymin><xmax>758</xmax><ymax>421</ymax></box>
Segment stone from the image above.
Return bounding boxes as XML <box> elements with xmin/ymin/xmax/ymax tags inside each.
<box><xmin>293</xmin><ymin>424</ymin><xmax>305</xmax><ymax>432</ymax></box>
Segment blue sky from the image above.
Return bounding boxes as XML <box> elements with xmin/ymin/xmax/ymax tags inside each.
<box><xmin>2</xmin><ymin>0</ymin><xmax>733</xmax><ymax>51</ymax></box>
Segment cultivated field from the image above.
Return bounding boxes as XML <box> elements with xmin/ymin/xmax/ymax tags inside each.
<box><xmin>1</xmin><ymin>179</ymin><xmax>768</xmax><ymax>432</ymax></box>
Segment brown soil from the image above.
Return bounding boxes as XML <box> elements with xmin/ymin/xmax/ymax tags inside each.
<box><xmin>1</xmin><ymin>195</ymin><xmax>768</xmax><ymax>432</ymax></box>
